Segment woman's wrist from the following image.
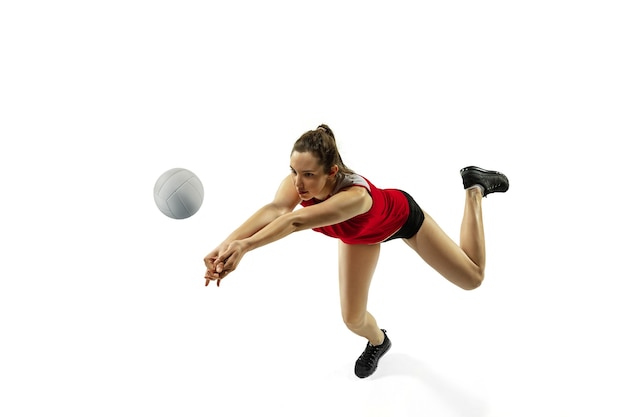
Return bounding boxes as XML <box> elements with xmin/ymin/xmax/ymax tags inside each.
<box><xmin>239</xmin><ymin>238</ymin><xmax>254</xmax><ymax>252</ymax></box>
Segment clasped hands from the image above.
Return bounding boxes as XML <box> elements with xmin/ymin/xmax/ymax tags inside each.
<box><xmin>204</xmin><ymin>240</ymin><xmax>246</xmax><ymax>287</ymax></box>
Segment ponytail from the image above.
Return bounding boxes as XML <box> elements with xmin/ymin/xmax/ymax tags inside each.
<box><xmin>291</xmin><ymin>124</ymin><xmax>354</xmax><ymax>175</ymax></box>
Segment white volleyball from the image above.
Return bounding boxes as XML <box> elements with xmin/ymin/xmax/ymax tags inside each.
<box><xmin>154</xmin><ymin>168</ymin><xmax>204</xmax><ymax>219</ymax></box>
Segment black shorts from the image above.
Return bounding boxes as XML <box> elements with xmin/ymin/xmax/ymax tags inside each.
<box><xmin>384</xmin><ymin>191</ymin><xmax>425</xmax><ymax>242</ymax></box>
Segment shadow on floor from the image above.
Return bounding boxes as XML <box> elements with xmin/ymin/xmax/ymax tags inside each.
<box><xmin>372</xmin><ymin>352</ymin><xmax>489</xmax><ymax>417</ymax></box>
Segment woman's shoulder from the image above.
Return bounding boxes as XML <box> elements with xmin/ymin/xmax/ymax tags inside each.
<box><xmin>333</xmin><ymin>173</ymin><xmax>371</xmax><ymax>195</ymax></box>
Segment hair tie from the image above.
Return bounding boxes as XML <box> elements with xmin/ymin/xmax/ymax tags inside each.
<box><xmin>317</xmin><ymin>126</ymin><xmax>327</xmax><ymax>133</ymax></box>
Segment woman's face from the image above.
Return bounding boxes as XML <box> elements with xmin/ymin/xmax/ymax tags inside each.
<box><xmin>290</xmin><ymin>151</ymin><xmax>336</xmax><ymax>201</ymax></box>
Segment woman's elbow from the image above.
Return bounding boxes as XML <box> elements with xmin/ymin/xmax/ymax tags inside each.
<box><xmin>289</xmin><ymin>213</ymin><xmax>313</xmax><ymax>232</ymax></box>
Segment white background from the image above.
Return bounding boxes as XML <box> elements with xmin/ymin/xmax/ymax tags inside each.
<box><xmin>1</xmin><ymin>1</ymin><xmax>625</xmax><ymax>416</ymax></box>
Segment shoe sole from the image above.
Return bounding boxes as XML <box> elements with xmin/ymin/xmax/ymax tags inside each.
<box><xmin>460</xmin><ymin>166</ymin><xmax>505</xmax><ymax>176</ymax></box>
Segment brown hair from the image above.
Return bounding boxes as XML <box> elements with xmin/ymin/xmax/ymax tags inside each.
<box><xmin>291</xmin><ymin>124</ymin><xmax>354</xmax><ymax>175</ymax></box>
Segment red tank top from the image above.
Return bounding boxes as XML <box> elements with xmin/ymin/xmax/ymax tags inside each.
<box><xmin>300</xmin><ymin>173</ymin><xmax>409</xmax><ymax>244</ymax></box>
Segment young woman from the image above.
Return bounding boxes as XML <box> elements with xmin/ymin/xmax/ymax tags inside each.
<box><xmin>204</xmin><ymin>124</ymin><xmax>509</xmax><ymax>378</ymax></box>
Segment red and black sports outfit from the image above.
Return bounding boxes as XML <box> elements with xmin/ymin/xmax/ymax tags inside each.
<box><xmin>300</xmin><ymin>173</ymin><xmax>425</xmax><ymax>245</ymax></box>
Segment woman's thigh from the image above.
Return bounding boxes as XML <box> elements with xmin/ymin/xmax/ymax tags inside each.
<box><xmin>338</xmin><ymin>242</ymin><xmax>381</xmax><ymax>321</ymax></box>
<box><xmin>404</xmin><ymin>212</ymin><xmax>482</xmax><ymax>290</ymax></box>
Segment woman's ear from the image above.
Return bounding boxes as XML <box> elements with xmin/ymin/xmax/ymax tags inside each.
<box><xmin>329</xmin><ymin>165</ymin><xmax>339</xmax><ymax>178</ymax></box>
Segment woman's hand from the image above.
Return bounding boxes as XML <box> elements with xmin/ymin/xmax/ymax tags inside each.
<box><xmin>204</xmin><ymin>245</ymin><xmax>225</xmax><ymax>287</ymax></box>
<box><xmin>204</xmin><ymin>240</ymin><xmax>247</xmax><ymax>287</ymax></box>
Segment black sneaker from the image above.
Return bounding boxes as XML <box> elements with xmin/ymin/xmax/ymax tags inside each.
<box><xmin>460</xmin><ymin>166</ymin><xmax>509</xmax><ymax>196</ymax></box>
<box><xmin>354</xmin><ymin>329</ymin><xmax>391</xmax><ymax>378</ymax></box>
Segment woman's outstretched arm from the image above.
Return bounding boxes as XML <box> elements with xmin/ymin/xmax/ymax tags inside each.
<box><xmin>210</xmin><ymin>185</ymin><xmax>372</xmax><ymax>281</ymax></box>
<box><xmin>204</xmin><ymin>175</ymin><xmax>300</xmax><ymax>285</ymax></box>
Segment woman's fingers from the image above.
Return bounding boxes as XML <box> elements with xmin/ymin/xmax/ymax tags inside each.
<box><xmin>205</xmin><ymin>260</ymin><xmax>229</xmax><ymax>287</ymax></box>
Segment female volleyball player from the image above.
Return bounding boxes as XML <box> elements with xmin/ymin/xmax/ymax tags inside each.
<box><xmin>204</xmin><ymin>124</ymin><xmax>509</xmax><ymax>378</ymax></box>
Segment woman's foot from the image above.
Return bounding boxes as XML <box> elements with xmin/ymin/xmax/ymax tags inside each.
<box><xmin>354</xmin><ymin>329</ymin><xmax>391</xmax><ymax>378</ymax></box>
<box><xmin>460</xmin><ymin>166</ymin><xmax>509</xmax><ymax>196</ymax></box>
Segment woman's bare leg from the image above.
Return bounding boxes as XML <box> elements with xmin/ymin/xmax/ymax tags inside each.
<box><xmin>338</xmin><ymin>241</ymin><xmax>385</xmax><ymax>345</ymax></box>
<box><xmin>460</xmin><ymin>187</ymin><xmax>485</xmax><ymax>270</ymax></box>
<box><xmin>404</xmin><ymin>188</ymin><xmax>485</xmax><ymax>290</ymax></box>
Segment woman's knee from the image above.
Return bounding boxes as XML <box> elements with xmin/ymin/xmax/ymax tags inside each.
<box><xmin>342</xmin><ymin>311</ymin><xmax>366</xmax><ymax>331</ymax></box>
<box><xmin>460</xmin><ymin>268</ymin><xmax>484</xmax><ymax>290</ymax></box>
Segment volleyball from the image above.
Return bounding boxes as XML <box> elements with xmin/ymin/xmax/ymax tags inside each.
<box><xmin>153</xmin><ymin>168</ymin><xmax>204</xmax><ymax>219</ymax></box>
